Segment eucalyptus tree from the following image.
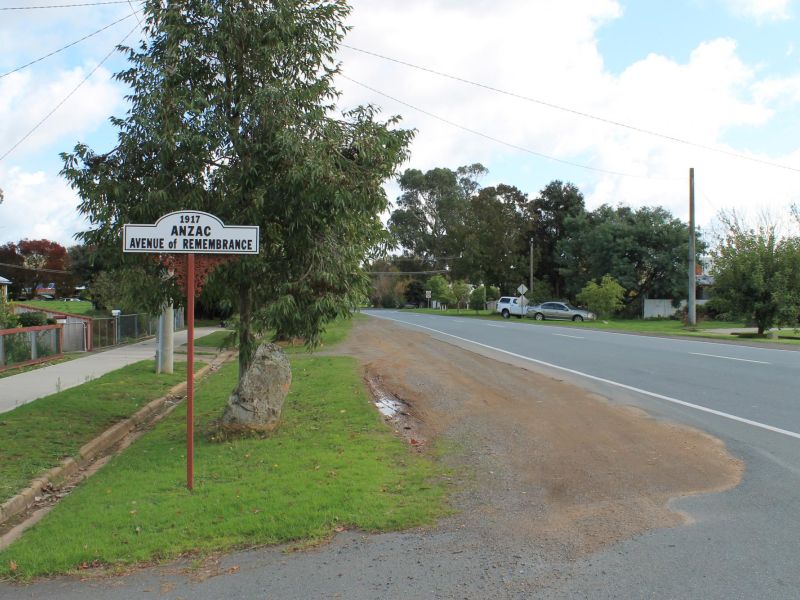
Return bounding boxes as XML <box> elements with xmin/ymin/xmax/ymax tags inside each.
<box><xmin>61</xmin><ymin>0</ymin><xmax>412</xmax><ymax>378</ymax></box>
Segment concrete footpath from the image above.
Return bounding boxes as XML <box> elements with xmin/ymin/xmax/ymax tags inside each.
<box><xmin>0</xmin><ymin>327</ymin><xmax>220</xmax><ymax>414</ymax></box>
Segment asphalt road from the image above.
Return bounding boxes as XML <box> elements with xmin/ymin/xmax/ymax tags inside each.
<box><xmin>363</xmin><ymin>310</ymin><xmax>800</xmax><ymax>598</ymax></box>
<box><xmin>2</xmin><ymin>312</ymin><xmax>799</xmax><ymax>598</ymax></box>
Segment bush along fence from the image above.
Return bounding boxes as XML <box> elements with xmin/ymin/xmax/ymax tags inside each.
<box><xmin>0</xmin><ymin>324</ymin><xmax>63</xmax><ymax>372</ymax></box>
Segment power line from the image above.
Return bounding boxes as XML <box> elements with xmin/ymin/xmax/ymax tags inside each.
<box><xmin>0</xmin><ymin>12</ymin><xmax>138</xmax><ymax>79</ymax></box>
<box><xmin>0</xmin><ymin>22</ymin><xmax>138</xmax><ymax>163</ymax></box>
<box><xmin>126</xmin><ymin>0</ymin><xmax>142</xmax><ymax>25</ymax></box>
<box><xmin>369</xmin><ymin>270</ymin><xmax>449</xmax><ymax>275</ymax></box>
<box><xmin>0</xmin><ymin>262</ymin><xmax>71</xmax><ymax>274</ymax></box>
<box><xmin>343</xmin><ymin>44</ymin><xmax>800</xmax><ymax>175</ymax></box>
<box><xmin>342</xmin><ymin>75</ymin><xmax>676</xmax><ymax>181</ymax></box>
<box><xmin>1</xmin><ymin>1</ymin><xmax>131</xmax><ymax>9</ymax></box>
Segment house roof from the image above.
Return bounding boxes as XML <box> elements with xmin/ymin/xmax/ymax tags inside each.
<box><xmin>0</xmin><ymin>276</ymin><xmax>11</xmax><ymax>285</ymax></box>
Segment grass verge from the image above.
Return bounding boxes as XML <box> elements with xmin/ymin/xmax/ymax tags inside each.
<box><xmin>14</xmin><ymin>300</ymin><xmax>102</xmax><ymax>317</ymax></box>
<box><xmin>0</xmin><ymin>361</ymin><xmax>187</xmax><ymax>505</ymax></box>
<box><xmin>0</xmin><ymin>354</ymin><xmax>448</xmax><ymax>579</ymax></box>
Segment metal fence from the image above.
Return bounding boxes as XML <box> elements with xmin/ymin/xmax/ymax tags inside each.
<box><xmin>91</xmin><ymin>311</ymin><xmax>185</xmax><ymax>350</ymax></box>
<box><xmin>0</xmin><ymin>325</ymin><xmax>63</xmax><ymax>371</ymax></box>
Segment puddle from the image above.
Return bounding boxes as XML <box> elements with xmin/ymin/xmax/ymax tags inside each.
<box><xmin>375</xmin><ymin>394</ymin><xmax>403</xmax><ymax>418</ymax></box>
<box><xmin>366</xmin><ymin>376</ymin><xmax>408</xmax><ymax>421</ymax></box>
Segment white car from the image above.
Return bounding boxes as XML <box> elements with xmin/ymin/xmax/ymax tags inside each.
<box><xmin>495</xmin><ymin>296</ymin><xmax>527</xmax><ymax>319</ymax></box>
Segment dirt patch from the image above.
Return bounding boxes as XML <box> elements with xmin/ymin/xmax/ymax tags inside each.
<box><xmin>338</xmin><ymin>318</ymin><xmax>744</xmax><ymax>559</ymax></box>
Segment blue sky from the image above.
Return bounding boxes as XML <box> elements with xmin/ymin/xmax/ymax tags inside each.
<box><xmin>1</xmin><ymin>0</ymin><xmax>799</xmax><ymax>248</ymax></box>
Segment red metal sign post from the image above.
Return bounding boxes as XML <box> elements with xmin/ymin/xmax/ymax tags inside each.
<box><xmin>186</xmin><ymin>252</ymin><xmax>195</xmax><ymax>490</ymax></box>
<box><xmin>123</xmin><ymin>211</ymin><xmax>259</xmax><ymax>491</ymax></box>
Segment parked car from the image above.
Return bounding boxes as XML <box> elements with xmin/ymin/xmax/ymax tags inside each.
<box><xmin>495</xmin><ymin>296</ymin><xmax>527</xmax><ymax>319</ymax></box>
<box><xmin>527</xmin><ymin>301</ymin><xmax>596</xmax><ymax>322</ymax></box>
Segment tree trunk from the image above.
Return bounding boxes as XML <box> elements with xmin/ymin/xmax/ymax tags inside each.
<box><xmin>238</xmin><ymin>282</ymin><xmax>254</xmax><ymax>383</ymax></box>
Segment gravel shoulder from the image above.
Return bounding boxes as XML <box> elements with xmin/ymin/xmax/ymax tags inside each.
<box><xmin>0</xmin><ymin>317</ymin><xmax>744</xmax><ymax>599</ymax></box>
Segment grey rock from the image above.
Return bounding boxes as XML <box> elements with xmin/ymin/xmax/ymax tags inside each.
<box><xmin>221</xmin><ymin>342</ymin><xmax>291</xmax><ymax>430</ymax></box>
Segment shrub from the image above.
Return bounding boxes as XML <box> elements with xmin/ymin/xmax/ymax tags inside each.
<box><xmin>576</xmin><ymin>275</ymin><xmax>625</xmax><ymax>317</ymax></box>
<box><xmin>0</xmin><ymin>298</ymin><xmax>18</xmax><ymax>329</ymax></box>
<box><xmin>17</xmin><ymin>312</ymin><xmax>47</xmax><ymax>327</ymax></box>
<box><xmin>469</xmin><ymin>286</ymin><xmax>486</xmax><ymax>311</ymax></box>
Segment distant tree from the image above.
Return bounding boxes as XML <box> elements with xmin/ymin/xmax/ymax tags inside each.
<box><xmin>526</xmin><ymin>181</ymin><xmax>586</xmax><ymax>297</ymax></box>
<box><xmin>559</xmin><ymin>205</ymin><xmax>698</xmax><ymax>313</ymax></box>
<box><xmin>710</xmin><ymin>217</ymin><xmax>800</xmax><ymax>334</ymax></box>
<box><xmin>404</xmin><ymin>279</ymin><xmax>426</xmax><ymax>307</ymax></box>
<box><xmin>452</xmin><ymin>280</ymin><xmax>471</xmax><ymax>311</ymax></box>
<box><xmin>368</xmin><ymin>261</ymin><xmax>403</xmax><ymax>308</ymax></box>
<box><xmin>388</xmin><ymin>164</ymin><xmax>486</xmax><ymax>269</ymax></box>
<box><xmin>469</xmin><ymin>285</ymin><xmax>486</xmax><ymax>312</ymax></box>
<box><xmin>576</xmin><ymin>274</ymin><xmax>625</xmax><ymax>318</ymax></box>
<box><xmin>0</xmin><ymin>240</ymin><xmax>68</xmax><ymax>297</ymax></box>
<box><xmin>461</xmin><ymin>184</ymin><xmax>528</xmax><ymax>290</ymax></box>
<box><xmin>427</xmin><ymin>274</ymin><xmax>454</xmax><ymax>306</ymax></box>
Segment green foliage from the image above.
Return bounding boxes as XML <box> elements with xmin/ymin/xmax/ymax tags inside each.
<box><xmin>576</xmin><ymin>274</ymin><xmax>625</xmax><ymax>317</ymax></box>
<box><xmin>427</xmin><ymin>274</ymin><xmax>454</xmax><ymax>305</ymax></box>
<box><xmin>404</xmin><ymin>279</ymin><xmax>426</xmax><ymax>307</ymax></box>
<box><xmin>526</xmin><ymin>181</ymin><xmax>586</xmax><ymax>297</ymax></box>
<box><xmin>452</xmin><ymin>280</ymin><xmax>471</xmax><ymax>310</ymax></box>
<box><xmin>485</xmin><ymin>285</ymin><xmax>500</xmax><ymax>301</ymax></box>
<box><xmin>469</xmin><ymin>285</ymin><xmax>487</xmax><ymax>311</ymax></box>
<box><xmin>60</xmin><ymin>0</ymin><xmax>412</xmax><ymax>380</ymax></box>
<box><xmin>528</xmin><ymin>278</ymin><xmax>553</xmax><ymax>304</ymax></box>
<box><xmin>389</xmin><ymin>164</ymin><xmax>486</xmax><ymax>267</ymax></box>
<box><xmin>460</xmin><ymin>184</ymin><xmax>528</xmax><ymax>290</ymax></box>
<box><xmin>710</xmin><ymin>218</ymin><xmax>800</xmax><ymax>334</ymax></box>
<box><xmin>559</xmin><ymin>204</ymin><xmax>698</xmax><ymax>313</ymax></box>
<box><xmin>0</xmin><ymin>297</ymin><xmax>18</xmax><ymax>329</ymax></box>
<box><xmin>17</xmin><ymin>312</ymin><xmax>46</xmax><ymax>327</ymax></box>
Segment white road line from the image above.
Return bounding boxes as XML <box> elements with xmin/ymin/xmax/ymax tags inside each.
<box><xmin>553</xmin><ymin>333</ymin><xmax>584</xmax><ymax>339</ymax></box>
<box><xmin>372</xmin><ymin>314</ymin><xmax>800</xmax><ymax>442</ymax></box>
<box><xmin>486</xmin><ymin>324</ymin><xmax>505</xmax><ymax>328</ymax></box>
<box><xmin>690</xmin><ymin>352</ymin><xmax>770</xmax><ymax>365</ymax></box>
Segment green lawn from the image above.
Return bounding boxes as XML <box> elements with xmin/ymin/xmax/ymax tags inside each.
<box><xmin>191</xmin><ymin>313</ymin><xmax>364</xmax><ymax>351</ymax></box>
<box><xmin>0</xmin><ymin>361</ymin><xmax>187</xmax><ymax>505</ymax></box>
<box><xmin>0</xmin><ymin>355</ymin><xmax>448</xmax><ymax>579</ymax></box>
<box><xmin>14</xmin><ymin>300</ymin><xmax>102</xmax><ymax>317</ymax></box>
<box><xmin>193</xmin><ymin>330</ymin><xmax>235</xmax><ymax>348</ymax></box>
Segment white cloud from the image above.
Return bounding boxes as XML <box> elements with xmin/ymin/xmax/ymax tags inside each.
<box><xmin>722</xmin><ymin>0</ymin><xmax>791</xmax><ymax>21</ymax></box>
<box><xmin>0</xmin><ymin>166</ymin><xmax>89</xmax><ymax>246</ymax></box>
<box><xmin>0</xmin><ymin>65</ymin><xmax>122</xmax><ymax>161</ymax></box>
<box><xmin>339</xmin><ymin>0</ymin><xmax>800</xmax><ymax>228</ymax></box>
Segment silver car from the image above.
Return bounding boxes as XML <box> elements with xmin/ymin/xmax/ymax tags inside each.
<box><xmin>527</xmin><ymin>301</ymin><xmax>596</xmax><ymax>322</ymax></box>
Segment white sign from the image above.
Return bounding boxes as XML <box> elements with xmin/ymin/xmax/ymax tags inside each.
<box><xmin>123</xmin><ymin>211</ymin><xmax>259</xmax><ymax>254</ymax></box>
<box><xmin>517</xmin><ymin>284</ymin><xmax>528</xmax><ymax>295</ymax></box>
<box><xmin>425</xmin><ymin>290</ymin><xmax>432</xmax><ymax>299</ymax></box>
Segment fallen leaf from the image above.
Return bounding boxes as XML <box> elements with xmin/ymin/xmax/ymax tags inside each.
<box><xmin>9</xmin><ymin>560</ymin><xmax>17</xmax><ymax>573</ymax></box>
<box><xmin>227</xmin><ymin>566</ymin><xmax>240</xmax><ymax>574</ymax></box>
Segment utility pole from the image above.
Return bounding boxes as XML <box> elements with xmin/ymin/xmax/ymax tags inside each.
<box><xmin>688</xmin><ymin>168</ymin><xmax>696</xmax><ymax>326</ymax></box>
<box><xmin>529</xmin><ymin>237</ymin><xmax>534</xmax><ymax>302</ymax></box>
